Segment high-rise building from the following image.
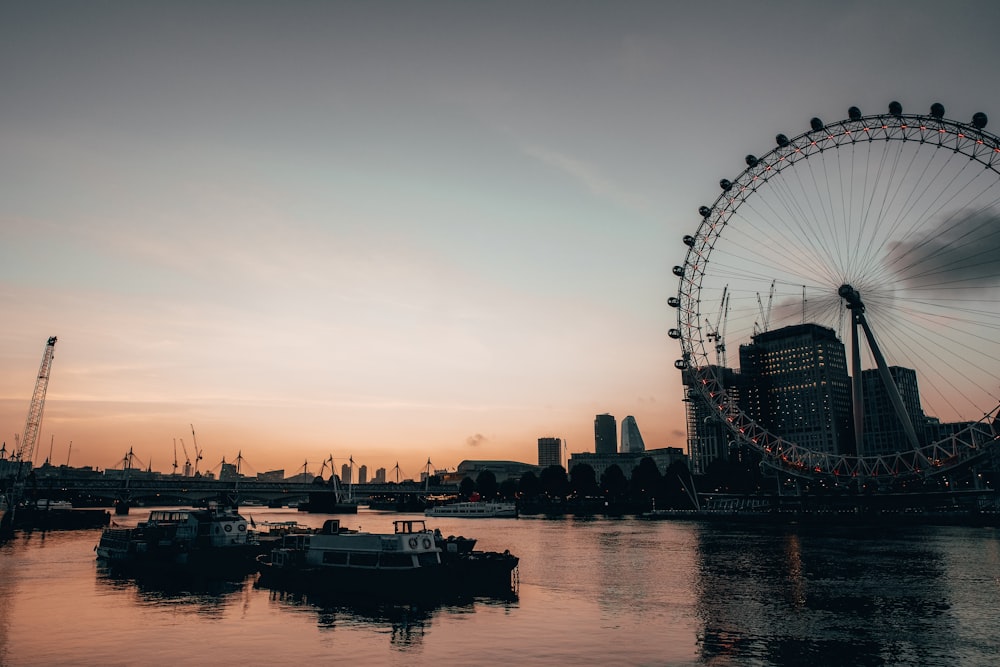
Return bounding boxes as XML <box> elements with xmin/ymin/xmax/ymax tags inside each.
<box><xmin>341</xmin><ymin>463</ymin><xmax>351</xmax><ymax>485</ymax></box>
<box><xmin>684</xmin><ymin>366</ymin><xmax>744</xmax><ymax>474</ymax></box>
<box><xmin>358</xmin><ymin>464</ymin><xmax>368</xmax><ymax>484</ymax></box>
<box><xmin>620</xmin><ymin>416</ymin><xmax>645</xmax><ymax>453</ymax></box>
<box><xmin>860</xmin><ymin>366</ymin><xmax>925</xmax><ymax>456</ymax></box>
<box><xmin>537</xmin><ymin>437</ymin><xmax>562</xmax><ymax>468</ymax></box>
<box><xmin>373</xmin><ymin>467</ymin><xmax>386</xmax><ymax>484</ymax></box>
<box><xmin>594</xmin><ymin>414</ymin><xmax>617</xmax><ymax>455</ymax></box>
<box><xmin>739</xmin><ymin>323</ymin><xmax>853</xmax><ymax>455</ymax></box>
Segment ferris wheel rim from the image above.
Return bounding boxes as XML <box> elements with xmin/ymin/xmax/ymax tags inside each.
<box><xmin>673</xmin><ymin>101</ymin><xmax>1000</xmax><ymax>482</ymax></box>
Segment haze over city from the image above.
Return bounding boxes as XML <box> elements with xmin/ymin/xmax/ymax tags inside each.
<box><xmin>3</xmin><ymin>1</ymin><xmax>1000</xmax><ymax>478</ymax></box>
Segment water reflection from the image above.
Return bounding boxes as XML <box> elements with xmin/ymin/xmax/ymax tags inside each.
<box><xmin>96</xmin><ymin>565</ymin><xmax>250</xmax><ymax>616</ymax></box>
<box><xmin>261</xmin><ymin>587</ymin><xmax>518</xmax><ymax>650</ymax></box>
<box><xmin>694</xmin><ymin>524</ymin><xmax>958</xmax><ymax>666</ymax></box>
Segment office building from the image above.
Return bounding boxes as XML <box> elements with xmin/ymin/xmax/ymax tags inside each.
<box><xmin>595</xmin><ymin>414</ymin><xmax>618</xmax><ymax>455</ymax></box>
<box><xmin>860</xmin><ymin>366</ymin><xmax>925</xmax><ymax>456</ymax></box>
<box><xmin>739</xmin><ymin>323</ymin><xmax>853</xmax><ymax>455</ymax></box>
<box><xmin>683</xmin><ymin>365</ymin><xmax>743</xmax><ymax>475</ymax></box>
<box><xmin>620</xmin><ymin>416</ymin><xmax>645</xmax><ymax>453</ymax></box>
<box><xmin>538</xmin><ymin>437</ymin><xmax>562</xmax><ymax>468</ymax></box>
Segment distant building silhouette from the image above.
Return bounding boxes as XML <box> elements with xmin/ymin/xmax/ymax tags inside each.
<box><xmin>620</xmin><ymin>416</ymin><xmax>645</xmax><ymax>453</ymax></box>
<box><xmin>569</xmin><ymin>447</ymin><xmax>686</xmax><ymax>481</ymax></box>
<box><xmin>683</xmin><ymin>365</ymin><xmax>743</xmax><ymax>475</ymax></box>
<box><xmin>373</xmin><ymin>467</ymin><xmax>386</xmax><ymax>484</ymax></box>
<box><xmin>594</xmin><ymin>414</ymin><xmax>618</xmax><ymax>455</ymax></box>
<box><xmin>358</xmin><ymin>464</ymin><xmax>368</xmax><ymax>484</ymax></box>
<box><xmin>219</xmin><ymin>461</ymin><xmax>238</xmax><ymax>481</ymax></box>
<box><xmin>341</xmin><ymin>463</ymin><xmax>351</xmax><ymax>485</ymax></box>
<box><xmin>537</xmin><ymin>437</ymin><xmax>562</xmax><ymax>468</ymax></box>
<box><xmin>861</xmin><ymin>366</ymin><xmax>926</xmax><ymax>455</ymax></box>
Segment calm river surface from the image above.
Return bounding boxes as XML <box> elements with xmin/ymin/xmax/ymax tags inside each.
<box><xmin>2</xmin><ymin>507</ymin><xmax>1000</xmax><ymax>666</ymax></box>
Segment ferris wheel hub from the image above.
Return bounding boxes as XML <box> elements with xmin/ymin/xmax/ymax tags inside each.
<box><xmin>838</xmin><ymin>284</ymin><xmax>864</xmax><ymax>311</ymax></box>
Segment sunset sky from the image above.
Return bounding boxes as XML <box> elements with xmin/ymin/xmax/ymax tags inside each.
<box><xmin>3</xmin><ymin>1</ymin><xmax>999</xmax><ymax>479</ymax></box>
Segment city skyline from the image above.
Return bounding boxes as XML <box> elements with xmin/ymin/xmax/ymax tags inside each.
<box><xmin>4</xmin><ymin>1</ymin><xmax>1000</xmax><ymax>477</ymax></box>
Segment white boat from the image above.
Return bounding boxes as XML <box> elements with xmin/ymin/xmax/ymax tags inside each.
<box><xmin>424</xmin><ymin>501</ymin><xmax>518</xmax><ymax>518</ymax></box>
<box><xmin>257</xmin><ymin>519</ymin><xmax>518</xmax><ymax>599</ymax></box>
<box><xmin>258</xmin><ymin>519</ymin><xmax>447</xmax><ymax>598</ymax></box>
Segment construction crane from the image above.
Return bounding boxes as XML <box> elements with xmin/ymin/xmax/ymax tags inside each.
<box><xmin>178</xmin><ymin>438</ymin><xmax>193</xmax><ymax>477</ymax></box>
<box><xmin>190</xmin><ymin>424</ymin><xmax>204</xmax><ymax>476</ymax></box>
<box><xmin>754</xmin><ymin>280</ymin><xmax>776</xmax><ymax>335</ymax></box>
<box><xmin>704</xmin><ymin>287</ymin><xmax>730</xmax><ymax>368</ymax></box>
<box><xmin>172</xmin><ymin>439</ymin><xmax>179</xmax><ymax>475</ymax></box>
<box><xmin>15</xmin><ymin>336</ymin><xmax>58</xmax><ymax>466</ymax></box>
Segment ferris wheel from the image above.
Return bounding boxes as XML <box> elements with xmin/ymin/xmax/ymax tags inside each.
<box><xmin>672</xmin><ymin>101</ymin><xmax>1000</xmax><ymax>483</ymax></box>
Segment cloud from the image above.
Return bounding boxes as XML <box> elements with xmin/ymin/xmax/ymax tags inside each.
<box><xmin>886</xmin><ymin>209</ymin><xmax>1000</xmax><ymax>292</ymax></box>
<box><xmin>466</xmin><ymin>433</ymin><xmax>487</xmax><ymax>447</ymax></box>
<box><xmin>521</xmin><ymin>143</ymin><xmax>650</xmax><ymax>214</ymax></box>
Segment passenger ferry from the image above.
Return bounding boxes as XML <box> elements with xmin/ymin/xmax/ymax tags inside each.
<box><xmin>258</xmin><ymin>519</ymin><xmax>447</xmax><ymax>597</ymax></box>
<box><xmin>96</xmin><ymin>504</ymin><xmax>261</xmax><ymax>575</ymax></box>
<box><xmin>424</xmin><ymin>501</ymin><xmax>518</xmax><ymax>518</ymax></box>
<box><xmin>257</xmin><ymin>519</ymin><xmax>519</xmax><ymax>599</ymax></box>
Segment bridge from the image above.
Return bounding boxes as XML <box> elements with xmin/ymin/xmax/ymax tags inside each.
<box><xmin>22</xmin><ymin>468</ymin><xmax>452</xmax><ymax>509</ymax></box>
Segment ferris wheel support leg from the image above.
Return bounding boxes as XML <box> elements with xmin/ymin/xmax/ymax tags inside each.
<box><xmin>857</xmin><ymin>313</ymin><xmax>922</xmax><ymax>452</ymax></box>
<box><xmin>851</xmin><ymin>316</ymin><xmax>865</xmax><ymax>458</ymax></box>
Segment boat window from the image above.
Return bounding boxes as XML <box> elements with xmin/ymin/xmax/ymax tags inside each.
<box><xmin>350</xmin><ymin>552</ymin><xmax>378</xmax><ymax>567</ymax></box>
<box><xmin>416</xmin><ymin>552</ymin><xmax>439</xmax><ymax>567</ymax></box>
<box><xmin>379</xmin><ymin>553</ymin><xmax>412</xmax><ymax>568</ymax></box>
<box><xmin>321</xmin><ymin>551</ymin><xmax>348</xmax><ymax>565</ymax></box>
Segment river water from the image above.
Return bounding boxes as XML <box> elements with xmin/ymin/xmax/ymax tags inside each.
<box><xmin>1</xmin><ymin>508</ymin><xmax>999</xmax><ymax>666</ymax></box>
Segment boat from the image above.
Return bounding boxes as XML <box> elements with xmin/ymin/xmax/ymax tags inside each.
<box><xmin>257</xmin><ymin>519</ymin><xmax>518</xmax><ymax>599</ymax></box>
<box><xmin>95</xmin><ymin>504</ymin><xmax>262</xmax><ymax>576</ymax></box>
<box><xmin>366</xmin><ymin>491</ymin><xmax>427</xmax><ymax>512</ymax></box>
<box><xmin>298</xmin><ymin>473</ymin><xmax>359</xmax><ymax>513</ymax></box>
<box><xmin>35</xmin><ymin>499</ymin><xmax>75</xmax><ymax>510</ymax></box>
<box><xmin>424</xmin><ymin>501</ymin><xmax>518</xmax><ymax>518</ymax></box>
<box><xmin>431</xmin><ymin>528</ymin><xmax>519</xmax><ymax>596</ymax></box>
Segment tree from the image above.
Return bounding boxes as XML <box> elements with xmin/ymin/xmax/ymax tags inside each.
<box><xmin>659</xmin><ymin>460</ymin><xmax>697</xmax><ymax>509</ymax></box>
<box><xmin>600</xmin><ymin>464</ymin><xmax>628</xmax><ymax>501</ymax></box>
<box><xmin>476</xmin><ymin>470</ymin><xmax>499</xmax><ymax>500</ymax></box>
<box><xmin>539</xmin><ymin>465</ymin><xmax>569</xmax><ymax>500</ymax></box>
<box><xmin>498</xmin><ymin>478</ymin><xmax>518</xmax><ymax>500</ymax></box>
<box><xmin>518</xmin><ymin>470</ymin><xmax>541</xmax><ymax>499</ymax></box>
<box><xmin>629</xmin><ymin>457</ymin><xmax>662</xmax><ymax>503</ymax></box>
<box><xmin>569</xmin><ymin>463</ymin><xmax>599</xmax><ymax>497</ymax></box>
<box><xmin>458</xmin><ymin>476</ymin><xmax>476</xmax><ymax>499</ymax></box>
